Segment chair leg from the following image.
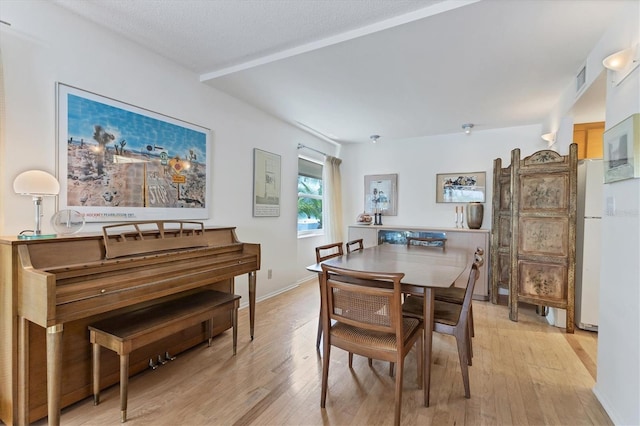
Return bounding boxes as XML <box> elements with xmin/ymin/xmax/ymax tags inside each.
<box><xmin>417</xmin><ymin>337</ymin><xmax>423</xmax><ymax>389</ymax></box>
<box><xmin>393</xmin><ymin>357</ymin><xmax>404</xmax><ymax>426</ymax></box>
<box><xmin>389</xmin><ymin>362</ymin><xmax>394</xmax><ymax>377</ymax></box>
<box><xmin>350</xmin><ymin>353</ymin><xmax>355</xmax><ymax>368</ymax></box>
<box><xmin>455</xmin><ymin>331</ymin><xmax>471</xmax><ymax>398</ymax></box>
<box><xmin>316</xmin><ymin>307</ymin><xmax>323</xmax><ymax>350</ymax></box>
<box><xmin>469</xmin><ymin>303</ymin><xmax>475</xmax><ymax>338</ymax></box>
<box><xmin>466</xmin><ymin>324</ymin><xmax>473</xmax><ymax>366</ymax></box>
<box><xmin>321</xmin><ymin>343</ymin><xmax>331</xmax><ymax>407</ymax></box>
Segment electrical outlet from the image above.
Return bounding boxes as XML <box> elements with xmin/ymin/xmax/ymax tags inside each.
<box><xmin>268</xmin><ymin>269</ymin><xmax>272</xmax><ymax>279</ymax></box>
<box><xmin>606</xmin><ymin>196</ymin><xmax>615</xmax><ymax>216</ymax></box>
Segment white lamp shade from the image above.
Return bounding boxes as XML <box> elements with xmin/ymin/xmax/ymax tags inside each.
<box><xmin>13</xmin><ymin>170</ymin><xmax>60</xmax><ymax>196</ymax></box>
<box><xmin>602</xmin><ymin>47</ymin><xmax>634</xmax><ymax>71</ymax></box>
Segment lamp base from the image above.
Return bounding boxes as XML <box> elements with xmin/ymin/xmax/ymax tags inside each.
<box><xmin>17</xmin><ymin>232</ymin><xmax>57</xmax><ymax>240</ymax></box>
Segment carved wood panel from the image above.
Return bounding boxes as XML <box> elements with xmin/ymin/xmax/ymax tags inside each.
<box><xmin>519</xmin><ymin>217</ymin><xmax>569</xmax><ymax>257</ymax></box>
<box><xmin>518</xmin><ymin>260</ymin><xmax>567</xmax><ymax>301</ymax></box>
<box><xmin>507</xmin><ymin>145</ymin><xmax>577</xmax><ymax>333</ymax></box>
<box><xmin>490</xmin><ymin>159</ymin><xmax>512</xmax><ymax>304</ymax></box>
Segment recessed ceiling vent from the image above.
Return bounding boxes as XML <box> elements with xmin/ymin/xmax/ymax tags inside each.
<box><xmin>576</xmin><ymin>65</ymin><xmax>586</xmax><ymax>93</ymax></box>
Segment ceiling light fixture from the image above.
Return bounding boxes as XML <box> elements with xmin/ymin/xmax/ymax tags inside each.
<box><xmin>462</xmin><ymin>123</ymin><xmax>474</xmax><ymax>135</ymax></box>
<box><xmin>13</xmin><ymin>170</ymin><xmax>60</xmax><ymax>239</ymax></box>
<box><xmin>602</xmin><ymin>44</ymin><xmax>640</xmax><ymax>86</ymax></box>
<box><xmin>370</xmin><ymin>135</ymin><xmax>380</xmax><ymax>143</ymax></box>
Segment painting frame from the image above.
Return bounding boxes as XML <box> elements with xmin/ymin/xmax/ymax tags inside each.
<box><xmin>603</xmin><ymin>113</ymin><xmax>640</xmax><ymax>184</ymax></box>
<box><xmin>364</xmin><ymin>174</ymin><xmax>398</xmax><ymax>216</ymax></box>
<box><xmin>253</xmin><ymin>148</ymin><xmax>281</xmax><ymax>217</ymax></box>
<box><xmin>56</xmin><ymin>83</ymin><xmax>211</xmax><ymax>222</ymax></box>
<box><xmin>436</xmin><ymin>171</ymin><xmax>486</xmax><ymax>203</ymax></box>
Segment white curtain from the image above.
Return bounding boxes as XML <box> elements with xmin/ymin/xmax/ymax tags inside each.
<box><xmin>323</xmin><ymin>156</ymin><xmax>343</xmax><ymax>243</ymax></box>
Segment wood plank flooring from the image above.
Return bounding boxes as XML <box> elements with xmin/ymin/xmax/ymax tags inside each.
<box><xmin>41</xmin><ymin>278</ymin><xmax>611</xmax><ymax>425</ymax></box>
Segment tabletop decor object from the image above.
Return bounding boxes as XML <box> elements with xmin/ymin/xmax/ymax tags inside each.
<box><xmin>13</xmin><ymin>170</ymin><xmax>60</xmax><ymax>239</ymax></box>
<box><xmin>466</xmin><ymin>202</ymin><xmax>484</xmax><ymax>229</ymax></box>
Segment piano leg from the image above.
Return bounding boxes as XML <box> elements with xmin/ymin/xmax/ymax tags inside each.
<box><xmin>46</xmin><ymin>324</ymin><xmax>64</xmax><ymax>426</ymax></box>
<box><xmin>18</xmin><ymin>317</ymin><xmax>29</xmax><ymax>426</ymax></box>
<box><xmin>249</xmin><ymin>271</ymin><xmax>256</xmax><ymax>340</ymax></box>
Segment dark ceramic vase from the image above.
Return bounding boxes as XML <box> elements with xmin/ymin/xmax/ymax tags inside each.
<box><xmin>466</xmin><ymin>202</ymin><xmax>484</xmax><ymax>229</ymax></box>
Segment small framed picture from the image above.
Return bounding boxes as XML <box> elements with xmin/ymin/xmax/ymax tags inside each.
<box><xmin>603</xmin><ymin>113</ymin><xmax>640</xmax><ymax>184</ymax></box>
<box><xmin>253</xmin><ymin>148</ymin><xmax>281</xmax><ymax>216</ymax></box>
<box><xmin>364</xmin><ymin>174</ymin><xmax>398</xmax><ymax>215</ymax></box>
<box><xmin>436</xmin><ymin>172</ymin><xmax>486</xmax><ymax>203</ymax></box>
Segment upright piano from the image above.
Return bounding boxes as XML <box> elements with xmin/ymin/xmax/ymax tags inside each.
<box><xmin>0</xmin><ymin>222</ymin><xmax>260</xmax><ymax>425</ymax></box>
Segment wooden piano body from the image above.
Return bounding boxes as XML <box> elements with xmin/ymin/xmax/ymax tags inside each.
<box><xmin>0</xmin><ymin>223</ymin><xmax>260</xmax><ymax>425</ymax></box>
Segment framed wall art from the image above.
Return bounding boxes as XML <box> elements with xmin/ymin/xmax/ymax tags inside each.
<box><xmin>364</xmin><ymin>173</ymin><xmax>398</xmax><ymax>215</ymax></box>
<box><xmin>253</xmin><ymin>148</ymin><xmax>281</xmax><ymax>217</ymax></box>
<box><xmin>603</xmin><ymin>113</ymin><xmax>640</xmax><ymax>183</ymax></box>
<box><xmin>436</xmin><ymin>171</ymin><xmax>486</xmax><ymax>203</ymax></box>
<box><xmin>56</xmin><ymin>83</ymin><xmax>211</xmax><ymax>222</ymax></box>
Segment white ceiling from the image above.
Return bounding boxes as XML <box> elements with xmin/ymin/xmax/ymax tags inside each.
<box><xmin>52</xmin><ymin>0</ymin><xmax>623</xmax><ymax>144</ymax></box>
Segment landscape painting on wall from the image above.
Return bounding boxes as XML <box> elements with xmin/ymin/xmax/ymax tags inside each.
<box><xmin>603</xmin><ymin>113</ymin><xmax>640</xmax><ymax>183</ymax></box>
<box><xmin>57</xmin><ymin>83</ymin><xmax>211</xmax><ymax>222</ymax></box>
<box><xmin>436</xmin><ymin>171</ymin><xmax>486</xmax><ymax>203</ymax></box>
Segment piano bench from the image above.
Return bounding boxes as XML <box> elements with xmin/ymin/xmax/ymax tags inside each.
<box><xmin>88</xmin><ymin>290</ymin><xmax>241</xmax><ymax>423</ymax></box>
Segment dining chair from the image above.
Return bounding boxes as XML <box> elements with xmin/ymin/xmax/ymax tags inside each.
<box><xmin>432</xmin><ymin>247</ymin><xmax>484</xmax><ymax>338</ymax></box>
<box><xmin>345</xmin><ymin>238</ymin><xmax>364</xmax><ymax>254</ymax></box>
<box><xmin>319</xmin><ymin>264</ymin><xmax>424</xmax><ymax>426</ymax></box>
<box><xmin>402</xmin><ymin>252</ymin><xmax>483</xmax><ymax>399</ymax></box>
<box><xmin>314</xmin><ymin>242</ymin><xmax>344</xmax><ymax>350</ymax></box>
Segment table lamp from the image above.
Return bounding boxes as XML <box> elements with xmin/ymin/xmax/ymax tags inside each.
<box><xmin>13</xmin><ymin>170</ymin><xmax>60</xmax><ymax>239</ymax></box>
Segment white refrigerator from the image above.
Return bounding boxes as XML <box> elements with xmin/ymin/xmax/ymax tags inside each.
<box><xmin>575</xmin><ymin>159</ymin><xmax>603</xmax><ymax>331</ymax></box>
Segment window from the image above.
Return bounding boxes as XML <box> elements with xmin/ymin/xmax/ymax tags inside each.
<box><xmin>298</xmin><ymin>157</ymin><xmax>323</xmax><ymax>236</ymax></box>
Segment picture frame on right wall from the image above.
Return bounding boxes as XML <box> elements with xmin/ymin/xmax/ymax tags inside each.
<box><xmin>603</xmin><ymin>113</ymin><xmax>640</xmax><ymax>184</ymax></box>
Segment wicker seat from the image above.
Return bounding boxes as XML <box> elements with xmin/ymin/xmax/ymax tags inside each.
<box><xmin>314</xmin><ymin>242</ymin><xmax>344</xmax><ymax>350</ymax></box>
<box><xmin>403</xmin><ymin>253</ymin><xmax>483</xmax><ymax>399</ymax></box>
<box><xmin>320</xmin><ymin>264</ymin><xmax>424</xmax><ymax>426</ymax></box>
<box><xmin>345</xmin><ymin>238</ymin><xmax>364</xmax><ymax>254</ymax></box>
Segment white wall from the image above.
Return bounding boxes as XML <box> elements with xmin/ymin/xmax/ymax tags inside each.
<box><xmin>340</xmin><ymin>125</ymin><xmax>545</xmax><ymax>234</ymax></box>
<box><xmin>544</xmin><ymin>2</ymin><xmax>640</xmax><ymax>424</ymax></box>
<box><xmin>0</xmin><ymin>0</ymin><xmax>338</xmax><ymax>304</ymax></box>
<box><xmin>595</xmin><ymin>6</ymin><xmax>640</xmax><ymax>425</ymax></box>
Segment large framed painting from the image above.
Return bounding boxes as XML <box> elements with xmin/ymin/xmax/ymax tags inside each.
<box><xmin>603</xmin><ymin>113</ymin><xmax>640</xmax><ymax>183</ymax></box>
<box><xmin>364</xmin><ymin>174</ymin><xmax>398</xmax><ymax>215</ymax></box>
<box><xmin>56</xmin><ymin>83</ymin><xmax>211</xmax><ymax>222</ymax></box>
<box><xmin>253</xmin><ymin>148</ymin><xmax>281</xmax><ymax>217</ymax></box>
<box><xmin>436</xmin><ymin>171</ymin><xmax>486</xmax><ymax>203</ymax></box>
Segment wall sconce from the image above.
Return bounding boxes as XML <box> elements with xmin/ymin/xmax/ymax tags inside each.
<box><xmin>602</xmin><ymin>44</ymin><xmax>639</xmax><ymax>86</ymax></box>
<box><xmin>13</xmin><ymin>170</ymin><xmax>60</xmax><ymax>239</ymax></box>
<box><xmin>462</xmin><ymin>123</ymin><xmax>474</xmax><ymax>135</ymax></box>
<box><xmin>370</xmin><ymin>134</ymin><xmax>380</xmax><ymax>143</ymax></box>
<box><xmin>541</xmin><ymin>132</ymin><xmax>556</xmax><ymax>146</ymax></box>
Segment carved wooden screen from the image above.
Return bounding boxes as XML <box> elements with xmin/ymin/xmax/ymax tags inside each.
<box><xmin>509</xmin><ymin>145</ymin><xmax>577</xmax><ymax>333</ymax></box>
<box><xmin>490</xmin><ymin>158</ymin><xmax>512</xmax><ymax>304</ymax></box>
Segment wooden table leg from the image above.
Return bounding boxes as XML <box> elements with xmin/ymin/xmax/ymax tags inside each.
<box><xmin>248</xmin><ymin>271</ymin><xmax>256</xmax><ymax>340</ymax></box>
<box><xmin>46</xmin><ymin>324</ymin><xmax>64</xmax><ymax>426</ymax></box>
<box><xmin>423</xmin><ymin>289</ymin><xmax>434</xmax><ymax>407</ymax></box>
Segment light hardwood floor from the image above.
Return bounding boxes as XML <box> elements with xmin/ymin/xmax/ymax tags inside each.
<box><xmin>43</xmin><ymin>278</ymin><xmax>611</xmax><ymax>425</ymax></box>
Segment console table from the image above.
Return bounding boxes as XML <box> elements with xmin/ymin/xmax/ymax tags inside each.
<box><xmin>348</xmin><ymin>225</ymin><xmax>490</xmax><ymax>300</ymax></box>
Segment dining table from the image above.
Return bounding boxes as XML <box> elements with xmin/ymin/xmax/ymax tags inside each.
<box><xmin>306</xmin><ymin>243</ymin><xmax>471</xmax><ymax>407</ymax></box>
